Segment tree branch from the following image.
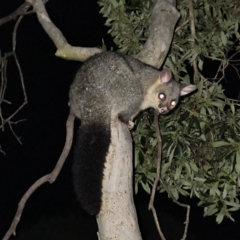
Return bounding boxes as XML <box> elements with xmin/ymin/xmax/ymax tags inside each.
<box><xmin>25</xmin><ymin>0</ymin><xmax>102</xmax><ymax>61</ymax></box>
<box><xmin>0</xmin><ymin>3</ymin><xmax>30</xmax><ymax>25</ymax></box>
<box><xmin>135</xmin><ymin>0</ymin><xmax>180</xmax><ymax>68</ymax></box>
<box><xmin>149</xmin><ymin>110</ymin><xmax>191</xmax><ymax>240</ymax></box>
<box><xmin>0</xmin><ymin>0</ymin><xmax>49</xmax><ymax>26</ymax></box>
<box><xmin>0</xmin><ymin>15</ymin><xmax>27</xmax><ymax>146</ymax></box>
<box><xmin>188</xmin><ymin>0</ymin><xmax>199</xmax><ymax>81</ymax></box>
<box><xmin>148</xmin><ymin>111</ymin><xmax>166</xmax><ymax>240</ymax></box>
<box><xmin>2</xmin><ymin>113</ymin><xmax>75</xmax><ymax>240</ymax></box>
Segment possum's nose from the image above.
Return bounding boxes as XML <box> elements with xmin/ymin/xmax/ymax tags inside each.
<box><xmin>159</xmin><ymin>106</ymin><xmax>168</xmax><ymax>114</ymax></box>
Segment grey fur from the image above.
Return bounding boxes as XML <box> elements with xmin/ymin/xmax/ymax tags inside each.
<box><xmin>69</xmin><ymin>52</ymin><xmax>193</xmax><ymax>124</ymax></box>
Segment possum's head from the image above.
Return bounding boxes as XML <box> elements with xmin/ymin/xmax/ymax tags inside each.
<box><xmin>141</xmin><ymin>68</ymin><xmax>196</xmax><ymax>114</ymax></box>
<box><xmin>157</xmin><ymin>68</ymin><xmax>196</xmax><ymax>114</ymax></box>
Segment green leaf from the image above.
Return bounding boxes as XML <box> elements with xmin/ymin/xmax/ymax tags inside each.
<box><xmin>212</xmin><ymin>141</ymin><xmax>231</xmax><ymax>147</ymax></box>
<box><xmin>210</xmin><ymin>181</ymin><xmax>219</xmax><ymax>196</ymax></box>
<box><xmin>161</xmin><ymin>162</ymin><xmax>171</xmax><ymax>175</ymax></box>
<box><xmin>235</xmin><ymin>151</ymin><xmax>240</xmax><ymax>174</ymax></box>
<box><xmin>229</xmin><ymin>207</ymin><xmax>240</xmax><ymax>212</ymax></box>
<box><xmin>204</xmin><ymin>206</ymin><xmax>218</xmax><ymax>216</ymax></box>
<box><xmin>216</xmin><ymin>212</ymin><xmax>224</xmax><ymax>224</ymax></box>
<box><xmin>135</xmin><ymin>181</ymin><xmax>138</xmax><ymax>194</ymax></box>
<box><xmin>193</xmin><ymin>188</ymin><xmax>200</xmax><ymax>198</ymax></box>
<box><xmin>141</xmin><ymin>181</ymin><xmax>151</xmax><ymax>194</ymax></box>
<box><xmin>222</xmin><ymin>188</ymin><xmax>227</xmax><ymax>199</ymax></box>
<box><xmin>196</xmin><ymin>80</ymin><xmax>203</xmax><ymax>98</ymax></box>
<box><xmin>231</xmin><ymin>103</ymin><xmax>235</xmax><ymax>115</ymax></box>
<box><xmin>211</xmin><ymin>101</ymin><xmax>224</xmax><ymax>108</ymax></box>
<box><xmin>198</xmin><ymin>58</ymin><xmax>203</xmax><ymax>70</ymax></box>
<box><xmin>174</xmin><ymin>164</ymin><xmax>182</xmax><ymax>180</ymax></box>
<box><xmin>194</xmin><ymin>177</ymin><xmax>206</xmax><ymax>182</ymax></box>
<box><xmin>189</xmin><ymin>161</ymin><xmax>198</xmax><ymax>172</ymax></box>
<box><xmin>221</xmin><ymin>31</ymin><xmax>227</xmax><ymax>45</ymax></box>
<box><xmin>184</xmin><ymin>162</ymin><xmax>191</xmax><ymax>175</ymax></box>
<box><xmin>224</xmin><ymin>201</ymin><xmax>240</xmax><ymax>208</ymax></box>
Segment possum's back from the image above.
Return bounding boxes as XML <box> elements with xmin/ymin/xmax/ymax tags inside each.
<box><xmin>69</xmin><ymin>52</ymin><xmax>146</xmax><ymax>120</ymax></box>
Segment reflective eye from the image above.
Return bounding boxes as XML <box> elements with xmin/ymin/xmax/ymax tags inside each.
<box><xmin>171</xmin><ymin>100</ymin><xmax>176</xmax><ymax>107</ymax></box>
<box><xmin>159</xmin><ymin>93</ymin><xmax>165</xmax><ymax>100</ymax></box>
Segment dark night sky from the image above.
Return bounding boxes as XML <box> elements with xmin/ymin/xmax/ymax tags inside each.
<box><xmin>0</xmin><ymin>1</ymin><xmax>240</xmax><ymax>240</ymax></box>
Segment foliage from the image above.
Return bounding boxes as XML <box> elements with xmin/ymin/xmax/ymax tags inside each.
<box><xmin>98</xmin><ymin>0</ymin><xmax>240</xmax><ymax>223</ymax></box>
<box><xmin>98</xmin><ymin>0</ymin><xmax>152</xmax><ymax>54</ymax></box>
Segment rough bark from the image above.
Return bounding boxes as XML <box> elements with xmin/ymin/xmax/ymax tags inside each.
<box><xmin>135</xmin><ymin>0</ymin><xmax>180</xmax><ymax>68</ymax></box>
<box><xmin>97</xmin><ymin>116</ymin><xmax>141</xmax><ymax>239</ymax></box>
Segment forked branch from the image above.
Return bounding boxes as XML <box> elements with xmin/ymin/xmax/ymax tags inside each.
<box><xmin>0</xmin><ymin>15</ymin><xmax>27</xmax><ymax>146</ymax></box>
<box><xmin>2</xmin><ymin>113</ymin><xmax>75</xmax><ymax>240</ymax></box>
<box><xmin>25</xmin><ymin>0</ymin><xmax>102</xmax><ymax>61</ymax></box>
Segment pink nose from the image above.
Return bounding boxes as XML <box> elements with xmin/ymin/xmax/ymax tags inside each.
<box><xmin>159</xmin><ymin>106</ymin><xmax>168</xmax><ymax>113</ymax></box>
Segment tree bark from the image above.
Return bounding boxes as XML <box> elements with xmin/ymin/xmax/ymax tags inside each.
<box><xmin>97</xmin><ymin>116</ymin><xmax>141</xmax><ymax>239</ymax></box>
<box><xmin>135</xmin><ymin>0</ymin><xmax>180</xmax><ymax>68</ymax></box>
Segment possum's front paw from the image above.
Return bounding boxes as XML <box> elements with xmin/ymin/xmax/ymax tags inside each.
<box><xmin>118</xmin><ymin>112</ymin><xmax>134</xmax><ymax>129</ymax></box>
<box><xmin>128</xmin><ymin>121</ymin><xmax>134</xmax><ymax>130</ymax></box>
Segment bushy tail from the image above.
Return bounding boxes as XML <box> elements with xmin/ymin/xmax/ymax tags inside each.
<box><xmin>72</xmin><ymin>122</ymin><xmax>110</xmax><ymax>215</ymax></box>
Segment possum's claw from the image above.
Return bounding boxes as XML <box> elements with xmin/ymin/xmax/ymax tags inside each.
<box><xmin>128</xmin><ymin>121</ymin><xmax>134</xmax><ymax>130</ymax></box>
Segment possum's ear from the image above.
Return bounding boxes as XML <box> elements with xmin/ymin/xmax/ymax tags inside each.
<box><xmin>159</xmin><ymin>68</ymin><xmax>172</xmax><ymax>83</ymax></box>
<box><xmin>180</xmin><ymin>84</ymin><xmax>196</xmax><ymax>96</ymax></box>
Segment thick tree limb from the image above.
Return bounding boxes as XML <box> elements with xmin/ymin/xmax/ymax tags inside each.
<box><xmin>25</xmin><ymin>0</ymin><xmax>102</xmax><ymax>61</ymax></box>
<box><xmin>97</xmin><ymin>115</ymin><xmax>142</xmax><ymax>240</ymax></box>
<box><xmin>2</xmin><ymin>113</ymin><xmax>75</xmax><ymax>240</ymax></box>
<box><xmin>135</xmin><ymin>0</ymin><xmax>180</xmax><ymax>68</ymax></box>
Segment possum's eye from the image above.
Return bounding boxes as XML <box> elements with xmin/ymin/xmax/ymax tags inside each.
<box><xmin>170</xmin><ymin>100</ymin><xmax>176</xmax><ymax>107</ymax></box>
<box><xmin>159</xmin><ymin>93</ymin><xmax>166</xmax><ymax>100</ymax></box>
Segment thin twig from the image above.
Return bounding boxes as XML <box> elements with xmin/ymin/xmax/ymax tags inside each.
<box><xmin>0</xmin><ymin>16</ymin><xmax>27</xmax><ymax>133</ymax></box>
<box><xmin>230</xmin><ymin>64</ymin><xmax>240</xmax><ymax>79</ymax></box>
<box><xmin>159</xmin><ymin>179</ymin><xmax>191</xmax><ymax>240</ymax></box>
<box><xmin>0</xmin><ymin>55</ymin><xmax>8</xmax><ymax>105</ymax></box>
<box><xmin>0</xmin><ymin>3</ymin><xmax>30</xmax><ymax>25</ymax></box>
<box><xmin>0</xmin><ymin>145</ymin><xmax>6</xmax><ymax>155</ymax></box>
<box><xmin>2</xmin><ymin>113</ymin><xmax>75</xmax><ymax>240</ymax></box>
<box><xmin>148</xmin><ymin>110</ymin><xmax>166</xmax><ymax>240</ymax></box>
<box><xmin>228</xmin><ymin>50</ymin><xmax>240</xmax><ymax>61</ymax></box>
<box><xmin>188</xmin><ymin>0</ymin><xmax>199</xmax><ymax>82</ymax></box>
<box><xmin>178</xmin><ymin>49</ymin><xmax>191</xmax><ymax>65</ymax></box>
<box><xmin>8</xmin><ymin>122</ymin><xmax>22</xmax><ymax>144</ymax></box>
<box><xmin>216</xmin><ymin>61</ymin><xmax>228</xmax><ymax>84</ymax></box>
<box><xmin>175</xmin><ymin>19</ymin><xmax>189</xmax><ymax>33</ymax></box>
<box><xmin>149</xmin><ymin>110</ymin><xmax>191</xmax><ymax>240</ymax></box>
<box><xmin>0</xmin><ymin>0</ymin><xmax>49</xmax><ymax>26</ymax></box>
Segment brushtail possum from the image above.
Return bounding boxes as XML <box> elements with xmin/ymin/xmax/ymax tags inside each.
<box><xmin>69</xmin><ymin>52</ymin><xmax>196</xmax><ymax>215</ymax></box>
